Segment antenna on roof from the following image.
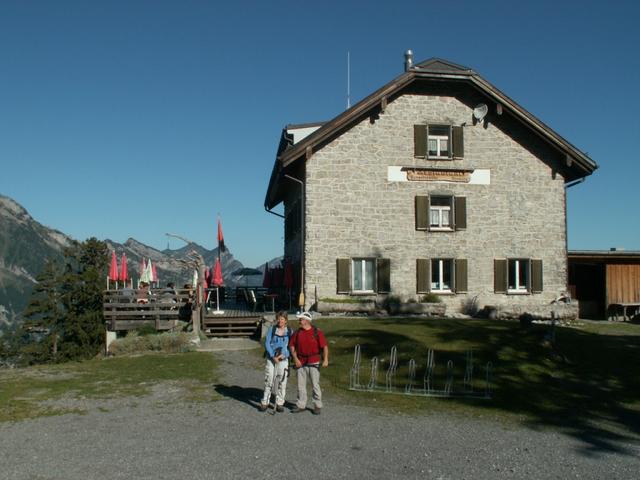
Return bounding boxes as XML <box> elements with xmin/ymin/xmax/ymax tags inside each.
<box><xmin>346</xmin><ymin>51</ymin><xmax>351</xmax><ymax>110</ymax></box>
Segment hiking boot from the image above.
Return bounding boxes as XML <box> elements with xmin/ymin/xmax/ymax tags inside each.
<box><xmin>276</xmin><ymin>405</ymin><xmax>284</xmax><ymax>413</ymax></box>
<box><xmin>312</xmin><ymin>406</ymin><xmax>321</xmax><ymax>415</ymax></box>
<box><xmin>290</xmin><ymin>406</ymin><xmax>306</xmax><ymax>414</ymax></box>
<box><xmin>258</xmin><ymin>403</ymin><xmax>268</xmax><ymax>412</ymax></box>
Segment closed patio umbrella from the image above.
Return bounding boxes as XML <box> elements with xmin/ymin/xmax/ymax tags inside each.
<box><xmin>119</xmin><ymin>253</ymin><xmax>129</xmax><ymax>288</ymax></box>
<box><xmin>152</xmin><ymin>262</ymin><xmax>158</xmax><ymax>287</ymax></box>
<box><xmin>108</xmin><ymin>251</ymin><xmax>119</xmax><ymax>290</ymax></box>
<box><xmin>262</xmin><ymin>263</ymin><xmax>271</xmax><ymax>289</ymax></box>
<box><xmin>284</xmin><ymin>260</ymin><xmax>294</xmax><ymax>309</ymax></box>
<box><xmin>211</xmin><ymin>258</ymin><xmax>224</xmax><ymax>314</ymax></box>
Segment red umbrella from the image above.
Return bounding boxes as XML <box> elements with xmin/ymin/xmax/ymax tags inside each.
<box><xmin>262</xmin><ymin>263</ymin><xmax>271</xmax><ymax>289</ymax></box>
<box><xmin>119</xmin><ymin>253</ymin><xmax>128</xmax><ymax>284</ymax></box>
<box><xmin>212</xmin><ymin>258</ymin><xmax>223</xmax><ymax>287</ymax></box>
<box><xmin>272</xmin><ymin>266</ymin><xmax>283</xmax><ymax>287</ymax></box>
<box><xmin>152</xmin><ymin>263</ymin><xmax>158</xmax><ymax>285</ymax></box>
<box><xmin>283</xmin><ymin>260</ymin><xmax>294</xmax><ymax>290</ymax></box>
<box><xmin>204</xmin><ymin>267</ymin><xmax>210</xmax><ymax>285</ymax></box>
<box><xmin>109</xmin><ymin>251</ymin><xmax>119</xmax><ymax>286</ymax></box>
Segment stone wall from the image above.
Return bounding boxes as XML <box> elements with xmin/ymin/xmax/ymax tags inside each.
<box><xmin>303</xmin><ymin>92</ymin><xmax>569</xmax><ymax>314</ymax></box>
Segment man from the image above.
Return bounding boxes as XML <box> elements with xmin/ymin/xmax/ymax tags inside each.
<box><xmin>289</xmin><ymin>311</ymin><xmax>329</xmax><ymax>415</ymax></box>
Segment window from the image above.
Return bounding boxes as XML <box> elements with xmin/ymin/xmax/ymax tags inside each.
<box><xmin>414</xmin><ymin>124</ymin><xmax>464</xmax><ymax>159</ymax></box>
<box><xmin>415</xmin><ymin>195</ymin><xmax>466</xmax><ymax>231</ymax></box>
<box><xmin>429</xmin><ymin>196</ymin><xmax>452</xmax><ymax>230</ymax></box>
<box><xmin>352</xmin><ymin>258</ymin><xmax>376</xmax><ymax>292</ymax></box>
<box><xmin>337</xmin><ymin>258</ymin><xmax>391</xmax><ymax>294</ymax></box>
<box><xmin>495</xmin><ymin>258</ymin><xmax>542</xmax><ymax>294</ymax></box>
<box><xmin>417</xmin><ymin>258</ymin><xmax>467</xmax><ymax>294</ymax></box>
<box><xmin>508</xmin><ymin>259</ymin><xmax>529</xmax><ymax>293</ymax></box>
<box><xmin>431</xmin><ymin>259</ymin><xmax>453</xmax><ymax>292</ymax></box>
<box><xmin>428</xmin><ymin>125</ymin><xmax>450</xmax><ymax>158</ymax></box>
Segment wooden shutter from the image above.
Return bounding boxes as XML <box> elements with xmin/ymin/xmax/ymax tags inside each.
<box><xmin>454</xmin><ymin>196</ymin><xmax>466</xmax><ymax>230</ymax></box>
<box><xmin>376</xmin><ymin>258</ymin><xmax>391</xmax><ymax>293</ymax></box>
<box><xmin>416</xmin><ymin>259</ymin><xmax>431</xmax><ymax>294</ymax></box>
<box><xmin>414</xmin><ymin>124</ymin><xmax>427</xmax><ymax>158</ymax></box>
<box><xmin>336</xmin><ymin>258</ymin><xmax>351</xmax><ymax>294</ymax></box>
<box><xmin>415</xmin><ymin>195</ymin><xmax>429</xmax><ymax>231</ymax></box>
<box><xmin>494</xmin><ymin>259</ymin><xmax>507</xmax><ymax>293</ymax></box>
<box><xmin>531</xmin><ymin>259</ymin><xmax>543</xmax><ymax>293</ymax></box>
<box><xmin>455</xmin><ymin>259</ymin><xmax>468</xmax><ymax>293</ymax></box>
<box><xmin>452</xmin><ymin>126</ymin><xmax>464</xmax><ymax>158</ymax></box>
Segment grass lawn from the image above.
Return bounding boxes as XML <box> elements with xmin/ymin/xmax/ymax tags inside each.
<box><xmin>313</xmin><ymin>316</ymin><xmax>640</xmax><ymax>440</ymax></box>
<box><xmin>0</xmin><ymin>352</ymin><xmax>218</xmax><ymax>423</ymax></box>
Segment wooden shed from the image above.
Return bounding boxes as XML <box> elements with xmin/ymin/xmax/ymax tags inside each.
<box><xmin>568</xmin><ymin>250</ymin><xmax>640</xmax><ymax>319</ymax></box>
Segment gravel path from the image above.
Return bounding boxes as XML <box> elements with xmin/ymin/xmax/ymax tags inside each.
<box><xmin>1</xmin><ymin>349</ymin><xmax>639</xmax><ymax>480</ymax></box>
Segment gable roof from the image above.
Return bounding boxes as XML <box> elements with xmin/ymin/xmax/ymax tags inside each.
<box><xmin>265</xmin><ymin>57</ymin><xmax>598</xmax><ymax>209</ymax></box>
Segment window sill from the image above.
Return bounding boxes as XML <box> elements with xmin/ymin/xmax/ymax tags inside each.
<box><xmin>431</xmin><ymin>290</ymin><xmax>454</xmax><ymax>295</ymax></box>
<box><xmin>350</xmin><ymin>291</ymin><xmax>376</xmax><ymax>296</ymax></box>
<box><xmin>507</xmin><ymin>290</ymin><xmax>530</xmax><ymax>295</ymax></box>
<box><xmin>429</xmin><ymin>228</ymin><xmax>454</xmax><ymax>232</ymax></box>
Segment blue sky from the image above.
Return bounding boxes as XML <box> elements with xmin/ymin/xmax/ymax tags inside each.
<box><xmin>1</xmin><ymin>0</ymin><xmax>639</xmax><ymax>267</ymax></box>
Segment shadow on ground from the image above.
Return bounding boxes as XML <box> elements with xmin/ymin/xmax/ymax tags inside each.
<box><xmin>213</xmin><ymin>384</ymin><xmax>263</xmax><ymax>408</ymax></box>
<box><xmin>320</xmin><ymin>317</ymin><xmax>640</xmax><ymax>458</ymax></box>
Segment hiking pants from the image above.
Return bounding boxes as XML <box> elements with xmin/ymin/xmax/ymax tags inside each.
<box><xmin>261</xmin><ymin>359</ymin><xmax>289</xmax><ymax>406</ymax></box>
<box><xmin>296</xmin><ymin>363</ymin><xmax>322</xmax><ymax>409</ymax></box>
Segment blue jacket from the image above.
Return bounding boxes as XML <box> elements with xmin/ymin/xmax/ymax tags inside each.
<box><xmin>265</xmin><ymin>326</ymin><xmax>291</xmax><ymax>360</ymax></box>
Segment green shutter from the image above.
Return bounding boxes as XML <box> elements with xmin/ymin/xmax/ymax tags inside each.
<box><xmin>531</xmin><ymin>259</ymin><xmax>543</xmax><ymax>293</ymax></box>
<box><xmin>336</xmin><ymin>258</ymin><xmax>351</xmax><ymax>294</ymax></box>
<box><xmin>416</xmin><ymin>259</ymin><xmax>431</xmax><ymax>294</ymax></box>
<box><xmin>414</xmin><ymin>124</ymin><xmax>427</xmax><ymax>158</ymax></box>
<box><xmin>494</xmin><ymin>259</ymin><xmax>507</xmax><ymax>293</ymax></box>
<box><xmin>415</xmin><ymin>195</ymin><xmax>429</xmax><ymax>231</ymax></box>
<box><xmin>455</xmin><ymin>259</ymin><xmax>468</xmax><ymax>293</ymax></box>
<box><xmin>452</xmin><ymin>126</ymin><xmax>464</xmax><ymax>158</ymax></box>
<box><xmin>377</xmin><ymin>258</ymin><xmax>391</xmax><ymax>293</ymax></box>
<box><xmin>454</xmin><ymin>196</ymin><xmax>466</xmax><ymax>230</ymax></box>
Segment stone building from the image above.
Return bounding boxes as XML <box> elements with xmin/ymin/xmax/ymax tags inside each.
<box><xmin>265</xmin><ymin>56</ymin><xmax>597</xmax><ymax>316</ymax></box>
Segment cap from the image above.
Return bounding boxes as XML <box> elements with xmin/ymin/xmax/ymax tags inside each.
<box><xmin>296</xmin><ymin>311</ymin><xmax>313</xmax><ymax>322</ymax></box>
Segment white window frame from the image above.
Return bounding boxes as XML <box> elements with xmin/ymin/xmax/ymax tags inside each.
<box><xmin>429</xmin><ymin>196</ymin><xmax>453</xmax><ymax>231</ymax></box>
<box><xmin>431</xmin><ymin>259</ymin><xmax>453</xmax><ymax>293</ymax></box>
<box><xmin>352</xmin><ymin>258</ymin><xmax>376</xmax><ymax>293</ymax></box>
<box><xmin>427</xmin><ymin>125</ymin><xmax>451</xmax><ymax>159</ymax></box>
<box><xmin>508</xmin><ymin>258</ymin><xmax>530</xmax><ymax>294</ymax></box>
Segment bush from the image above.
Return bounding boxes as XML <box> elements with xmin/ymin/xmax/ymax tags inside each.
<box><xmin>420</xmin><ymin>293</ymin><xmax>442</xmax><ymax>303</ymax></box>
<box><xmin>109</xmin><ymin>332</ymin><xmax>195</xmax><ymax>356</ymax></box>
<box><xmin>134</xmin><ymin>324</ymin><xmax>159</xmax><ymax>337</ymax></box>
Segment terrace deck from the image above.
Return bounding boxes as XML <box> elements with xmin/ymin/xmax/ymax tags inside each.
<box><xmin>103</xmin><ymin>289</ymin><xmax>265</xmax><ymax>337</ymax></box>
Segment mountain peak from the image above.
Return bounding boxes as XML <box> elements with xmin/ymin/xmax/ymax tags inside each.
<box><xmin>0</xmin><ymin>194</ymin><xmax>31</xmax><ymax>223</ymax></box>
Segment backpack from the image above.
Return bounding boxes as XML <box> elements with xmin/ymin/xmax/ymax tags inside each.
<box><xmin>264</xmin><ymin>325</ymin><xmax>292</xmax><ymax>358</ymax></box>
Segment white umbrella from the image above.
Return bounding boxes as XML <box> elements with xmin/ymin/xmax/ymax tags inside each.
<box><xmin>140</xmin><ymin>258</ymin><xmax>153</xmax><ymax>284</ymax></box>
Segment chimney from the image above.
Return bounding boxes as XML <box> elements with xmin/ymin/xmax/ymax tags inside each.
<box><xmin>404</xmin><ymin>49</ymin><xmax>413</xmax><ymax>72</ymax></box>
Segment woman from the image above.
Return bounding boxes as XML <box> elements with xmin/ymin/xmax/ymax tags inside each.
<box><xmin>260</xmin><ymin>310</ymin><xmax>291</xmax><ymax>412</ymax></box>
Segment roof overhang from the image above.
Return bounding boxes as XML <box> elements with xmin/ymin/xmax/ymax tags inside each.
<box><xmin>265</xmin><ymin>59</ymin><xmax>598</xmax><ymax>210</ymax></box>
<box><xmin>568</xmin><ymin>250</ymin><xmax>640</xmax><ymax>262</ymax></box>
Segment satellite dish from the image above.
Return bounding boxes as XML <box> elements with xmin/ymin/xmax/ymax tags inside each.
<box><xmin>473</xmin><ymin>103</ymin><xmax>488</xmax><ymax>123</ymax></box>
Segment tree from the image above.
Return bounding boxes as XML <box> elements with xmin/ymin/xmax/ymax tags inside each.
<box><xmin>22</xmin><ymin>259</ymin><xmax>64</xmax><ymax>359</ymax></box>
<box><xmin>13</xmin><ymin>237</ymin><xmax>109</xmax><ymax>364</ymax></box>
<box><xmin>56</xmin><ymin>238</ymin><xmax>108</xmax><ymax>360</ymax></box>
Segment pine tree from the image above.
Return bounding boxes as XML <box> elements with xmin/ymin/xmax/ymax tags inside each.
<box><xmin>17</xmin><ymin>237</ymin><xmax>109</xmax><ymax>364</ymax></box>
<box><xmin>22</xmin><ymin>258</ymin><xmax>64</xmax><ymax>361</ymax></box>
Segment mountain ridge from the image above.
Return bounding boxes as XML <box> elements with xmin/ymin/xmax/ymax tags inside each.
<box><xmin>0</xmin><ymin>194</ymin><xmax>276</xmax><ymax>329</ymax></box>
